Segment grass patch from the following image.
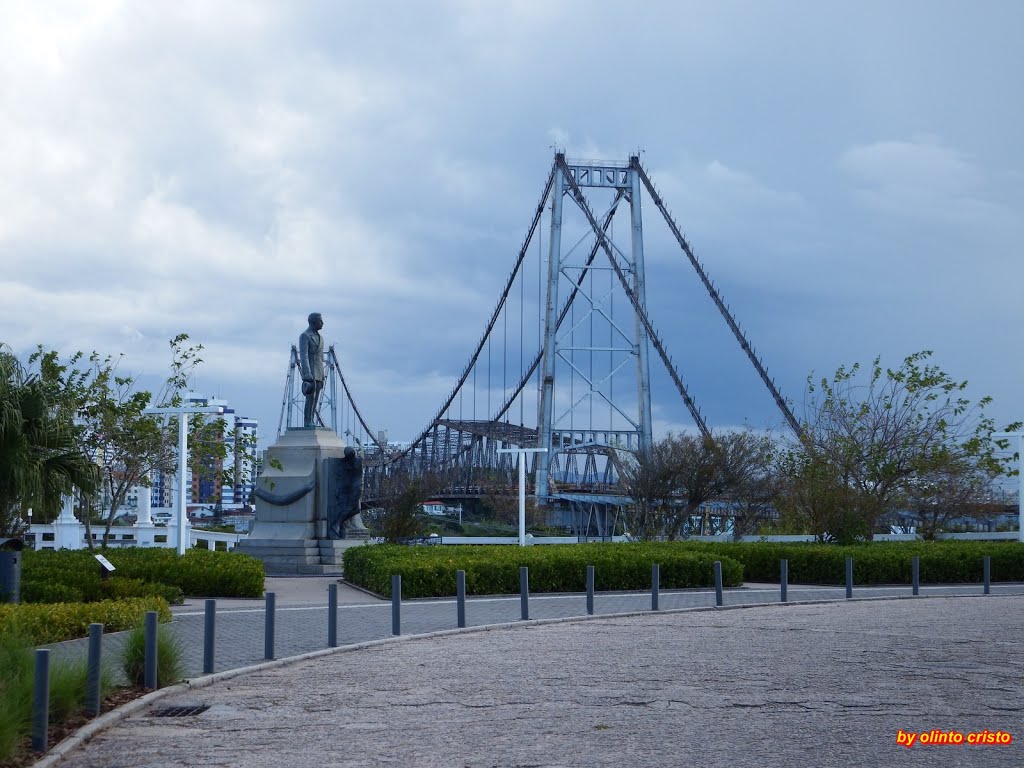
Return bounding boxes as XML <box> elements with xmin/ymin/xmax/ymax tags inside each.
<box><xmin>120</xmin><ymin>621</ymin><xmax>184</xmax><ymax>689</ymax></box>
<box><xmin>0</xmin><ymin>627</ymin><xmax>114</xmax><ymax>764</ymax></box>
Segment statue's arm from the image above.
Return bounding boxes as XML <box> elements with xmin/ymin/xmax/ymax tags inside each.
<box><xmin>298</xmin><ymin>334</ymin><xmax>312</xmax><ymax>381</ymax></box>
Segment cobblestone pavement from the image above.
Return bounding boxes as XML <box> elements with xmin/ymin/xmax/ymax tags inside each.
<box><xmin>46</xmin><ymin>580</ymin><xmax>1024</xmax><ymax>681</ymax></box>
<box><xmin>54</xmin><ymin>595</ymin><xmax>1024</xmax><ymax>768</ymax></box>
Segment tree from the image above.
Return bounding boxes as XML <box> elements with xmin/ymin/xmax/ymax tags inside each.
<box><xmin>782</xmin><ymin>351</ymin><xmax>1019</xmax><ymax>543</ymax></box>
<box><xmin>32</xmin><ymin>335</ymin><xmax>229</xmax><ymax>548</ymax></box>
<box><xmin>364</xmin><ymin>470</ymin><xmax>444</xmax><ymax>543</ymax></box>
<box><xmin>620</xmin><ymin>429</ymin><xmax>777</xmax><ymax>540</ymax></box>
<box><xmin>0</xmin><ymin>346</ymin><xmax>98</xmax><ymax>535</ymax></box>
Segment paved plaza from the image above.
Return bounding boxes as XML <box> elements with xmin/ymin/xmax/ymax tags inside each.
<box><xmin>37</xmin><ymin>579</ymin><xmax>1024</xmax><ymax>767</ymax></box>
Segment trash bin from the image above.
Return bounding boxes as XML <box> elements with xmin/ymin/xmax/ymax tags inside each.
<box><xmin>0</xmin><ymin>538</ymin><xmax>24</xmax><ymax>604</ymax></box>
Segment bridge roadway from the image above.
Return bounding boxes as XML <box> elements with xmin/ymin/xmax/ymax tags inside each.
<box><xmin>39</xmin><ymin>579</ymin><xmax>1024</xmax><ymax>766</ymax></box>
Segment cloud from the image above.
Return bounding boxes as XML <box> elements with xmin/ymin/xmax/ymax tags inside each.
<box><xmin>1</xmin><ymin>2</ymin><xmax>1022</xmax><ymax>451</ymax></box>
<box><xmin>838</xmin><ymin>136</ymin><xmax>1010</xmax><ymax>226</ymax></box>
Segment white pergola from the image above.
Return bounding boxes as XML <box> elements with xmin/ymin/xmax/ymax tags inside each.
<box><xmin>993</xmin><ymin>432</ymin><xmax>1024</xmax><ymax>543</ymax></box>
<box><xmin>497</xmin><ymin>447</ymin><xmax>547</xmax><ymax>546</ymax></box>
<box><xmin>144</xmin><ymin>403</ymin><xmax>224</xmax><ymax>555</ymax></box>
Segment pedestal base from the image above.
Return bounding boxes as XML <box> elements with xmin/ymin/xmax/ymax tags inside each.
<box><xmin>236</xmin><ymin>537</ymin><xmax>370</xmax><ymax>576</ymax></box>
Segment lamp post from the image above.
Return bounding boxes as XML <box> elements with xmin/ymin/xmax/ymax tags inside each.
<box><xmin>993</xmin><ymin>432</ymin><xmax>1023</xmax><ymax>543</ymax></box>
<box><xmin>497</xmin><ymin>447</ymin><xmax>547</xmax><ymax>546</ymax></box>
<box><xmin>144</xmin><ymin>403</ymin><xmax>223</xmax><ymax>555</ymax></box>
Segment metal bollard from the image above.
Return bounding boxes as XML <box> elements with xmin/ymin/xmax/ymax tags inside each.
<box><xmin>586</xmin><ymin>565</ymin><xmax>595</xmax><ymax>616</ymax></box>
<box><xmin>456</xmin><ymin>570</ymin><xmax>466</xmax><ymax>629</ymax></box>
<box><xmin>912</xmin><ymin>556</ymin><xmax>920</xmax><ymax>597</ymax></box>
<box><xmin>780</xmin><ymin>559</ymin><xmax>788</xmax><ymax>603</ymax></box>
<box><xmin>144</xmin><ymin>610</ymin><xmax>158</xmax><ymax>689</ymax></box>
<box><xmin>86</xmin><ymin>623</ymin><xmax>103</xmax><ymax>716</ymax></box>
<box><xmin>328</xmin><ymin>584</ymin><xmax>338</xmax><ymax>648</ymax></box>
<box><xmin>32</xmin><ymin>649</ymin><xmax>49</xmax><ymax>752</ymax></box>
<box><xmin>845</xmin><ymin>557</ymin><xmax>853</xmax><ymax>599</ymax></box>
<box><xmin>983</xmin><ymin>556</ymin><xmax>991</xmax><ymax>595</ymax></box>
<box><xmin>713</xmin><ymin>560</ymin><xmax>724</xmax><ymax>607</ymax></box>
<box><xmin>651</xmin><ymin>563</ymin><xmax>660</xmax><ymax>611</ymax></box>
<box><xmin>520</xmin><ymin>567</ymin><xmax>529</xmax><ymax>621</ymax></box>
<box><xmin>204</xmin><ymin>599</ymin><xmax>216</xmax><ymax>674</ymax></box>
<box><xmin>264</xmin><ymin>592</ymin><xmax>276</xmax><ymax>660</ymax></box>
<box><xmin>392</xmin><ymin>575</ymin><xmax>401</xmax><ymax>635</ymax></box>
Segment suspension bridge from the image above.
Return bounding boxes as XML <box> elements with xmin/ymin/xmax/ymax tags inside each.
<box><xmin>277</xmin><ymin>153</ymin><xmax>801</xmax><ymax>535</ymax></box>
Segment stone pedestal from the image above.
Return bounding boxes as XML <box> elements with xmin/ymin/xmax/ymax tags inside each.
<box><xmin>237</xmin><ymin>427</ymin><xmax>362</xmax><ymax>575</ymax></box>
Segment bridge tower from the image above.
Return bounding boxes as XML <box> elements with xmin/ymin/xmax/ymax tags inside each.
<box><xmin>535</xmin><ymin>155</ymin><xmax>654</xmax><ymax>499</ymax></box>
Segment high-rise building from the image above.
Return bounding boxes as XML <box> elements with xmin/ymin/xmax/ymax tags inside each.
<box><xmin>144</xmin><ymin>394</ymin><xmax>258</xmax><ymax>511</ymax></box>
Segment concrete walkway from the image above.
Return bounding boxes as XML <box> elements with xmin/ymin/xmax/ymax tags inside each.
<box><xmin>41</xmin><ymin>585</ymin><xmax>1024</xmax><ymax>767</ymax></box>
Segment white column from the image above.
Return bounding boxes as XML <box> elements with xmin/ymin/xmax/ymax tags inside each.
<box><xmin>136</xmin><ymin>484</ymin><xmax>152</xmax><ymax>526</ymax></box>
<box><xmin>53</xmin><ymin>495</ymin><xmax>84</xmax><ymax>550</ymax></box>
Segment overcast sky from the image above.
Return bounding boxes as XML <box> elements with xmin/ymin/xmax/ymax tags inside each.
<box><xmin>2</xmin><ymin>1</ymin><xmax>1021</xmax><ymax>451</ymax></box>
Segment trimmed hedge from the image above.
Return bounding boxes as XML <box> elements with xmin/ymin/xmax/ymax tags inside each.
<box><xmin>0</xmin><ymin>597</ymin><xmax>173</xmax><ymax>645</ymax></box>
<box><xmin>21</xmin><ymin>547</ymin><xmax>264</xmax><ymax>603</ymax></box>
<box><xmin>671</xmin><ymin>541</ymin><xmax>1024</xmax><ymax>585</ymax></box>
<box><xmin>343</xmin><ymin>543</ymin><xmax>744</xmax><ymax>598</ymax></box>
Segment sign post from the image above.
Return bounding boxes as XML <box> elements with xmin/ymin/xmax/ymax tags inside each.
<box><xmin>144</xmin><ymin>403</ymin><xmax>223</xmax><ymax>555</ymax></box>
<box><xmin>497</xmin><ymin>448</ymin><xmax>547</xmax><ymax>547</ymax></box>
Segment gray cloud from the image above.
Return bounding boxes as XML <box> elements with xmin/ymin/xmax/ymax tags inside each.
<box><xmin>1</xmin><ymin>1</ymin><xmax>1021</xmax><ymax>448</ymax></box>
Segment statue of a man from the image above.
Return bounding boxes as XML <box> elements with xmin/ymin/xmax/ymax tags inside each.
<box><xmin>328</xmin><ymin>447</ymin><xmax>363</xmax><ymax>539</ymax></box>
<box><xmin>299</xmin><ymin>312</ymin><xmax>325</xmax><ymax>428</ymax></box>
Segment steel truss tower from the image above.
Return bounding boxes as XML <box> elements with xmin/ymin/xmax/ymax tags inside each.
<box><xmin>535</xmin><ymin>155</ymin><xmax>654</xmax><ymax>499</ymax></box>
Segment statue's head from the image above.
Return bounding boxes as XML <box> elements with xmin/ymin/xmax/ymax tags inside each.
<box><xmin>308</xmin><ymin>312</ymin><xmax>323</xmax><ymax>329</ymax></box>
<box><xmin>344</xmin><ymin>446</ymin><xmax>356</xmax><ymax>459</ymax></box>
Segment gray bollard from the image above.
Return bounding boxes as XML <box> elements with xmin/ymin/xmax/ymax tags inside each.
<box><xmin>651</xmin><ymin>563</ymin><xmax>660</xmax><ymax>611</ymax></box>
<box><xmin>32</xmin><ymin>649</ymin><xmax>49</xmax><ymax>752</ymax></box>
<box><xmin>983</xmin><ymin>556</ymin><xmax>991</xmax><ymax>595</ymax></box>
<box><xmin>586</xmin><ymin>565</ymin><xmax>595</xmax><ymax>616</ymax></box>
<box><xmin>780</xmin><ymin>559</ymin><xmax>788</xmax><ymax>603</ymax></box>
<box><xmin>86</xmin><ymin>623</ymin><xmax>103</xmax><ymax>716</ymax></box>
<box><xmin>845</xmin><ymin>557</ymin><xmax>853</xmax><ymax>599</ymax></box>
<box><xmin>392</xmin><ymin>575</ymin><xmax>402</xmax><ymax>635</ymax></box>
<box><xmin>328</xmin><ymin>584</ymin><xmax>338</xmax><ymax>648</ymax></box>
<box><xmin>520</xmin><ymin>567</ymin><xmax>529</xmax><ymax>621</ymax></box>
<box><xmin>713</xmin><ymin>560</ymin><xmax>724</xmax><ymax>607</ymax></box>
<box><xmin>144</xmin><ymin>610</ymin><xmax>158</xmax><ymax>689</ymax></box>
<box><xmin>912</xmin><ymin>556</ymin><xmax>920</xmax><ymax>597</ymax></box>
<box><xmin>264</xmin><ymin>592</ymin><xmax>276</xmax><ymax>660</ymax></box>
<box><xmin>204</xmin><ymin>599</ymin><xmax>216</xmax><ymax>674</ymax></box>
<box><xmin>456</xmin><ymin>570</ymin><xmax>466</xmax><ymax>628</ymax></box>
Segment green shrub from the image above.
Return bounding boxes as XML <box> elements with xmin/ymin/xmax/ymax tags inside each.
<box><xmin>121</xmin><ymin>621</ymin><xmax>184</xmax><ymax>689</ymax></box>
<box><xmin>21</xmin><ymin>547</ymin><xmax>264</xmax><ymax>602</ymax></box>
<box><xmin>671</xmin><ymin>540</ymin><xmax>1024</xmax><ymax>585</ymax></box>
<box><xmin>0</xmin><ymin>598</ymin><xmax>172</xmax><ymax>645</ymax></box>
<box><xmin>343</xmin><ymin>543</ymin><xmax>744</xmax><ymax>598</ymax></box>
<box><xmin>98</xmin><ymin>577</ymin><xmax>184</xmax><ymax>605</ymax></box>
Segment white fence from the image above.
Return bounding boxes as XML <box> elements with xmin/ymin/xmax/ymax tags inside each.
<box><xmin>26</xmin><ymin>522</ymin><xmax>243</xmax><ymax>552</ymax></box>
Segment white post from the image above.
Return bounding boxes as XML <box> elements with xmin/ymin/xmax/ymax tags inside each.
<box><xmin>177</xmin><ymin>413</ymin><xmax>188</xmax><ymax>555</ymax></box>
<box><xmin>498</xmin><ymin>448</ymin><xmax>548</xmax><ymax>546</ymax></box>
<box><xmin>994</xmin><ymin>432</ymin><xmax>1024</xmax><ymax>543</ymax></box>
<box><xmin>144</xmin><ymin>403</ymin><xmax>223</xmax><ymax>556</ymax></box>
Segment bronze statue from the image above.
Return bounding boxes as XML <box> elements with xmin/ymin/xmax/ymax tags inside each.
<box><xmin>299</xmin><ymin>312</ymin><xmax>325</xmax><ymax>427</ymax></box>
<box><xmin>327</xmin><ymin>447</ymin><xmax>363</xmax><ymax>539</ymax></box>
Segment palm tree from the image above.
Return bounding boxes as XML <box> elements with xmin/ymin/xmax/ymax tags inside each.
<box><xmin>0</xmin><ymin>347</ymin><xmax>98</xmax><ymax>535</ymax></box>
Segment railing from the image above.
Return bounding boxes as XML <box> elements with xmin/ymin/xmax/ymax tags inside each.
<box><xmin>25</xmin><ymin>522</ymin><xmax>243</xmax><ymax>552</ymax></box>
